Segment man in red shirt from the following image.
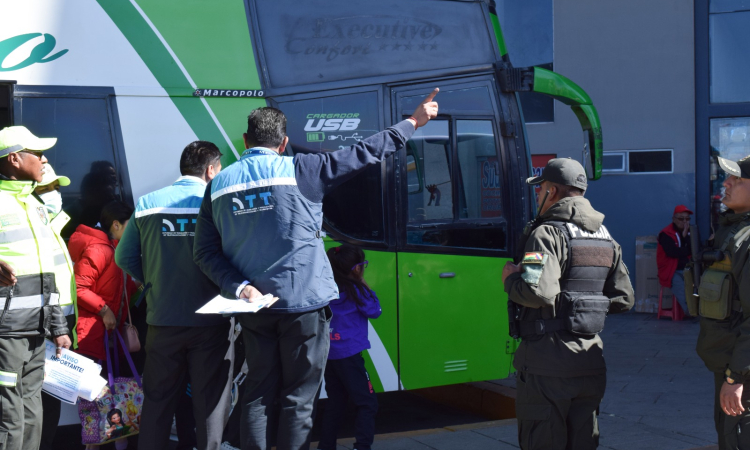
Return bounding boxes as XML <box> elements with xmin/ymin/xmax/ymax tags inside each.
<box><xmin>657</xmin><ymin>205</ymin><xmax>693</xmax><ymax>317</ymax></box>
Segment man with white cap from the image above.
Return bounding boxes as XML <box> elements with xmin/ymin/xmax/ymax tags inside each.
<box><xmin>35</xmin><ymin>163</ymin><xmax>78</xmax><ymax>450</ymax></box>
<box><xmin>0</xmin><ymin>126</ymin><xmax>71</xmax><ymax>450</ymax></box>
<box><xmin>695</xmin><ymin>155</ymin><xmax>750</xmax><ymax>449</ymax></box>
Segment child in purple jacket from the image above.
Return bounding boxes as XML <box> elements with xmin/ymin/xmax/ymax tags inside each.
<box><xmin>318</xmin><ymin>244</ymin><xmax>382</xmax><ymax>450</ymax></box>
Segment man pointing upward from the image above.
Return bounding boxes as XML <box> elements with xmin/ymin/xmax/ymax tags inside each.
<box><xmin>194</xmin><ymin>89</ymin><xmax>439</xmax><ymax>449</ymax></box>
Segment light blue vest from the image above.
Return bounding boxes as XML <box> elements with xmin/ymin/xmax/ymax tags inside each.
<box><xmin>209</xmin><ymin>148</ymin><xmax>338</xmax><ymax>313</ymax></box>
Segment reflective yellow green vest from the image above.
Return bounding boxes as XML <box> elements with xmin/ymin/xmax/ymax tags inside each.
<box><xmin>49</xmin><ymin>210</ymin><xmax>78</xmax><ymax>346</ymax></box>
<box><xmin>0</xmin><ymin>179</ymin><xmax>61</xmax><ymax>334</ymax></box>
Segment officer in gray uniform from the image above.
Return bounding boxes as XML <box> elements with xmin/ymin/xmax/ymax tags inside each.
<box><xmin>695</xmin><ymin>155</ymin><xmax>750</xmax><ymax>450</ymax></box>
<box><xmin>502</xmin><ymin>158</ymin><xmax>634</xmax><ymax>450</ymax></box>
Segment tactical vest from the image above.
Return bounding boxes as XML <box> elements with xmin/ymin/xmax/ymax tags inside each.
<box><xmin>693</xmin><ymin>220</ymin><xmax>749</xmax><ymax>320</ymax></box>
<box><xmin>516</xmin><ymin>221</ymin><xmax>615</xmax><ymax>339</ymax></box>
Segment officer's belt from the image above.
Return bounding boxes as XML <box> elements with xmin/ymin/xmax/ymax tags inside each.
<box><xmin>519</xmin><ymin>318</ymin><xmax>565</xmax><ymax>337</ymax></box>
<box><xmin>560</xmin><ymin>278</ymin><xmax>606</xmax><ymax>292</ymax></box>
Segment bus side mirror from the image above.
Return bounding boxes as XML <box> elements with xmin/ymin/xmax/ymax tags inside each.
<box><xmin>494</xmin><ymin>62</ymin><xmax>603</xmax><ymax>180</ymax></box>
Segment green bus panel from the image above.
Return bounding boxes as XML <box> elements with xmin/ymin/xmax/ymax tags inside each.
<box><xmin>323</xmin><ymin>243</ymin><xmax>399</xmax><ymax>392</ymax></box>
<box><xmin>397</xmin><ymin>252</ymin><xmax>512</xmax><ymax>389</ymax></box>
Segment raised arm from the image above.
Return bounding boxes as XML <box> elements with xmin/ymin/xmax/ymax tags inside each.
<box><xmin>294</xmin><ymin>89</ymin><xmax>439</xmax><ymax>203</ymax></box>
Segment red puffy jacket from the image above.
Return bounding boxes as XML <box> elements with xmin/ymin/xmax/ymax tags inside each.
<box><xmin>68</xmin><ymin>225</ymin><xmax>137</xmax><ymax>360</ymax></box>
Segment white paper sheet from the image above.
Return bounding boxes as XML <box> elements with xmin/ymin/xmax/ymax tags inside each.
<box><xmin>196</xmin><ymin>294</ymin><xmax>278</xmax><ymax>314</ymax></box>
<box><xmin>42</xmin><ymin>341</ymin><xmax>107</xmax><ymax>404</ymax></box>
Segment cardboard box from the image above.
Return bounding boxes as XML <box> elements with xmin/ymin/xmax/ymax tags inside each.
<box><xmin>635</xmin><ymin>236</ymin><xmax>660</xmax><ymax>313</ymax></box>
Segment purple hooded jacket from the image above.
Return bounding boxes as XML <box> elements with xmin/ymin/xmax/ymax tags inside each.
<box><xmin>328</xmin><ymin>286</ymin><xmax>382</xmax><ymax>360</ymax></box>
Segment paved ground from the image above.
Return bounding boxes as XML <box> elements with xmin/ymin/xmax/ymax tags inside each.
<box><xmin>325</xmin><ymin>312</ymin><xmax>719</xmax><ymax>450</ymax></box>
<box><xmin>55</xmin><ymin>312</ymin><xmax>718</xmax><ymax>449</ymax></box>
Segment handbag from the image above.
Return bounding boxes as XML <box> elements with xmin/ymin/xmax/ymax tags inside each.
<box><xmin>118</xmin><ymin>271</ymin><xmax>141</xmax><ymax>353</ymax></box>
<box><xmin>78</xmin><ymin>329</ymin><xmax>144</xmax><ymax>445</ymax></box>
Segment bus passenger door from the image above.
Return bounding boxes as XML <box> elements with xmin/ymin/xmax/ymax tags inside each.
<box><xmin>392</xmin><ymin>81</ymin><xmax>518</xmax><ymax>389</ymax></box>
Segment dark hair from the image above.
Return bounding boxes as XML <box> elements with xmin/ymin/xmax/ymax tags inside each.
<box><xmin>326</xmin><ymin>244</ymin><xmax>368</xmax><ymax>306</ymax></box>
<box><xmin>90</xmin><ymin>160</ymin><xmax>115</xmax><ymax>174</ymax></box>
<box><xmin>107</xmin><ymin>408</ymin><xmax>122</xmax><ymax>425</ymax></box>
<box><xmin>180</xmin><ymin>140</ymin><xmax>222</xmax><ymax>177</ymax></box>
<box><xmin>99</xmin><ymin>201</ymin><xmax>133</xmax><ymax>234</ymax></box>
<box><xmin>552</xmin><ymin>182</ymin><xmax>585</xmax><ymax>198</ymax></box>
<box><xmin>246</xmin><ymin>107</ymin><xmax>286</xmax><ymax>149</ymax></box>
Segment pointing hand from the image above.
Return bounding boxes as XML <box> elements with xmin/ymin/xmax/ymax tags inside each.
<box><xmin>409</xmin><ymin>88</ymin><xmax>439</xmax><ymax>128</ymax></box>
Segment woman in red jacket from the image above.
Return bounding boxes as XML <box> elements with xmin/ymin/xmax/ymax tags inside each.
<box><xmin>68</xmin><ymin>201</ymin><xmax>138</xmax><ymax>362</ymax></box>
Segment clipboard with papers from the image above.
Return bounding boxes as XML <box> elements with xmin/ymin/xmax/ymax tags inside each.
<box><xmin>196</xmin><ymin>294</ymin><xmax>279</xmax><ymax>314</ymax></box>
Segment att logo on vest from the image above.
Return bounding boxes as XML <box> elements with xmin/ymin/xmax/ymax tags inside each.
<box><xmin>565</xmin><ymin>223</ymin><xmax>612</xmax><ymax>240</ymax></box>
<box><xmin>162</xmin><ymin>218</ymin><xmax>196</xmax><ymax>237</ymax></box>
<box><xmin>232</xmin><ymin>193</ymin><xmax>274</xmax><ymax>216</ymax></box>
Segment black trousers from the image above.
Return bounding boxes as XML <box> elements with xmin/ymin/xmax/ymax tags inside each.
<box><xmin>239</xmin><ymin>306</ymin><xmax>331</xmax><ymax>450</ymax></box>
<box><xmin>318</xmin><ymin>353</ymin><xmax>378</xmax><ymax>450</ymax></box>
<box><xmin>516</xmin><ymin>371</ymin><xmax>606</xmax><ymax>450</ymax></box>
<box><xmin>713</xmin><ymin>372</ymin><xmax>750</xmax><ymax>450</ymax></box>
<box><xmin>138</xmin><ymin>322</ymin><xmax>234</xmax><ymax>450</ymax></box>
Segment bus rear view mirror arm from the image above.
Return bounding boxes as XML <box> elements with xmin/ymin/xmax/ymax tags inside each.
<box><xmin>494</xmin><ymin>62</ymin><xmax>603</xmax><ymax>180</ymax></box>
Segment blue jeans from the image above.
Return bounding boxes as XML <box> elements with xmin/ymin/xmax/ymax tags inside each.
<box><xmin>672</xmin><ymin>270</ymin><xmax>688</xmax><ymax>315</ymax></box>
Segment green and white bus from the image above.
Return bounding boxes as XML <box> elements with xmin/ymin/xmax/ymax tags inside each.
<box><xmin>0</xmin><ymin>0</ymin><xmax>602</xmax><ymax>415</ymax></box>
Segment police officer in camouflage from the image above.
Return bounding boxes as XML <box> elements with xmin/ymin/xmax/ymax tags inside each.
<box><xmin>695</xmin><ymin>155</ymin><xmax>750</xmax><ymax>449</ymax></box>
<box><xmin>502</xmin><ymin>158</ymin><xmax>634</xmax><ymax>450</ymax></box>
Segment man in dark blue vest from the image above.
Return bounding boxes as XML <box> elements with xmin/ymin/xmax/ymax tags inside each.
<box><xmin>116</xmin><ymin>141</ymin><xmax>232</xmax><ymax>450</ymax></box>
<box><xmin>193</xmin><ymin>90</ymin><xmax>439</xmax><ymax>450</ymax></box>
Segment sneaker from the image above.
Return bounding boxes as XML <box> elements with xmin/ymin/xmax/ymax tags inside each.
<box><xmin>221</xmin><ymin>442</ymin><xmax>240</xmax><ymax>450</ymax></box>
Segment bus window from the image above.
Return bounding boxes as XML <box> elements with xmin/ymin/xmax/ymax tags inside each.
<box><xmin>404</xmin><ymin>118</ymin><xmax>506</xmax><ymax>251</ymax></box>
<box><xmin>407</xmin><ymin>120</ymin><xmax>452</xmax><ymax>223</ymax></box>
<box><xmin>13</xmin><ymin>88</ymin><xmax>131</xmax><ymax>239</ymax></box>
<box><xmin>277</xmin><ymin>91</ymin><xmax>385</xmax><ymax>242</ymax></box>
<box><xmin>401</xmin><ymin>86</ymin><xmax>494</xmax><ymax>113</ymax></box>
<box><xmin>457</xmin><ymin>120</ymin><xmax>502</xmax><ymax>219</ymax></box>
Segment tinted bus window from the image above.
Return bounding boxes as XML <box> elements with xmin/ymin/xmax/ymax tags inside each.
<box><xmin>278</xmin><ymin>91</ymin><xmax>385</xmax><ymax>242</ymax></box>
<box><xmin>457</xmin><ymin>120</ymin><xmax>502</xmax><ymax>219</ymax></box>
<box><xmin>407</xmin><ymin>120</ymin><xmax>452</xmax><ymax>222</ymax></box>
<box><xmin>405</xmin><ymin>119</ymin><xmax>506</xmax><ymax>250</ymax></box>
<box><xmin>14</xmin><ymin>91</ymin><xmax>129</xmax><ymax>239</ymax></box>
<box><xmin>251</xmin><ymin>0</ymin><xmax>497</xmax><ymax>89</ymax></box>
<box><xmin>401</xmin><ymin>86</ymin><xmax>494</xmax><ymax>113</ymax></box>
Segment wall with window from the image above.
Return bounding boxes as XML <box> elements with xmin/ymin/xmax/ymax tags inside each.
<box><xmin>517</xmin><ymin>0</ymin><xmax>696</xmax><ymax>273</ymax></box>
<box><xmin>696</xmin><ymin>0</ymin><xmax>750</xmax><ymax>238</ymax></box>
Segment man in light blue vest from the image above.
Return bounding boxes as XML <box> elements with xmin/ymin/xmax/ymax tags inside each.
<box><xmin>194</xmin><ymin>90</ymin><xmax>439</xmax><ymax>449</ymax></box>
<box><xmin>116</xmin><ymin>141</ymin><xmax>232</xmax><ymax>450</ymax></box>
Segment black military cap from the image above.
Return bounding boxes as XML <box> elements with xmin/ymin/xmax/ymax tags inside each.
<box><xmin>526</xmin><ymin>157</ymin><xmax>588</xmax><ymax>192</ymax></box>
<box><xmin>718</xmin><ymin>155</ymin><xmax>750</xmax><ymax>179</ymax></box>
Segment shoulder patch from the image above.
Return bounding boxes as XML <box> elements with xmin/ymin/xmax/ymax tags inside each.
<box><xmin>521</xmin><ymin>254</ymin><xmax>549</xmax><ymax>285</ymax></box>
<box><xmin>523</xmin><ymin>252</ymin><xmax>545</xmax><ymax>264</ymax></box>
